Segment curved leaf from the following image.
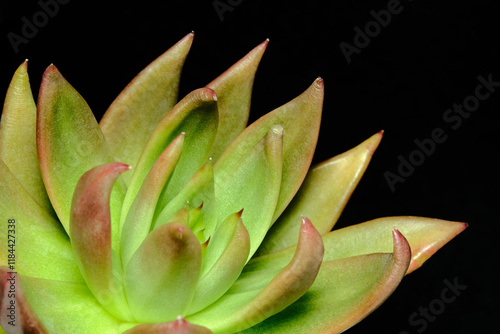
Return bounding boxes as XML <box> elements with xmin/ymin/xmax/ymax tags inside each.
<box><xmin>207</xmin><ymin>39</ymin><xmax>268</xmax><ymax>160</ymax></box>
<box><xmin>257</xmin><ymin>131</ymin><xmax>383</xmax><ymax>255</ymax></box>
<box><xmin>37</xmin><ymin>65</ymin><xmax>126</xmax><ymax>233</ymax></box>
<box><xmin>321</xmin><ymin>216</ymin><xmax>467</xmax><ymax>274</ymax></box>
<box><xmin>246</xmin><ymin>216</ymin><xmax>466</xmax><ymax>276</ymax></box>
<box><xmin>121</xmin><ymin>88</ymin><xmax>218</xmax><ymax>231</ymax></box>
<box><xmin>0</xmin><ymin>267</ymin><xmax>48</xmax><ymax>334</ymax></box>
<box><xmin>100</xmin><ymin>32</ymin><xmax>194</xmax><ymax>183</ymax></box>
<box><xmin>70</xmin><ymin>162</ymin><xmax>132</xmax><ymax>320</ymax></box>
<box><xmin>124</xmin><ymin>222</ymin><xmax>202</xmax><ymax>322</ymax></box>
<box><xmin>215</xmin><ymin>125</ymin><xmax>283</xmax><ymax>258</ymax></box>
<box><xmin>215</xmin><ymin>78</ymin><xmax>324</xmax><ymax>223</ymax></box>
<box><xmin>187</xmin><ymin>217</ymin><xmax>324</xmax><ymax>333</ymax></box>
<box><xmin>188</xmin><ymin>215</ymin><xmax>250</xmax><ymax>315</ymax></box>
<box><xmin>0</xmin><ymin>160</ymin><xmax>83</xmax><ymax>283</ymax></box>
<box><xmin>242</xmin><ymin>229</ymin><xmax>411</xmax><ymax>333</ymax></box>
<box><xmin>121</xmin><ymin>133</ymin><xmax>184</xmax><ymax>267</ymax></box>
<box><xmin>0</xmin><ymin>61</ymin><xmax>54</xmax><ymax>217</ymax></box>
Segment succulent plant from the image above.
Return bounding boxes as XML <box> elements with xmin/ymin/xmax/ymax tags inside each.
<box><xmin>0</xmin><ymin>32</ymin><xmax>466</xmax><ymax>334</ymax></box>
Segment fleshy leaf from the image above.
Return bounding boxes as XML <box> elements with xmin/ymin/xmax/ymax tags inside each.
<box><xmin>0</xmin><ymin>160</ymin><xmax>83</xmax><ymax>283</ymax></box>
<box><xmin>257</xmin><ymin>131</ymin><xmax>383</xmax><ymax>255</ymax></box>
<box><xmin>215</xmin><ymin>125</ymin><xmax>283</xmax><ymax>258</ymax></box>
<box><xmin>121</xmin><ymin>133</ymin><xmax>184</xmax><ymax>267</ymax></box>
<box><xmin>188</xmin><ymin>214</ymin><xmax>250</xmax><ymax>314</ymax></box>
<box><xmin>215</xmin><ymin>78</ymin><xmax>323</xmax><ymax>223</ymax></box>
<box><xmin>121</xmin><ymin>88</ymin><xmax>218</xmax><ymax>232</ymax></box>
<box><xmin>70</xmin><ymin>162</ymin><xmax>132</xmax><ymax>320</ymax></box>
<box><xmin>207</xmin><ymin>39</ymin><xmax>268</xmax><ymax>161</ymax></box>
<box><xmin>0</xmin><ymin>61</ymin><xmax>54</xmax><ymax>217</ymax></box>
<box><xmin>18</xmin><ymin>274</ymin><xmax>122</xmax><ymax>334</ymax></box>
<box><xmin>124</xmin><ymin>222</ymin><xmax>202</xmax><ymax>322</ymax></box>
<box><xmin>123</xmin><ymin>317</ymin><xmax>212</xmax><ymax>334</ymax></box>
<box><xmin>187</xmin><ymin>217</ymin><xmax>324</xmax><ymax>333</ymax></box>
<box><xmin>321</xmin><ymin>216</ymin><xmax>467</xmax><ymax>274</ymax></box>
<box><xmin>154</xmin><ymin>160</ymin><xmax>216</xmax><ymax>239</ymax></box>
<box><xmin>241</xmin><ymin>230</ymin><xmax>411</xmax><ymax>333</ymax></box>
<box><xmin>37</xmin><ymin>65</ymin><xmax>127</xmax><ymax>233</ymax></box>
<box><xmin>0</xmin><ymin>267</ymin><xmax>48</xmax><ymax>334</ymax></box>
<box><xmin>100</xmin><ymin>33</ymin><xmax>193</xmax><ymax>183</ymax></box>
<box><xmin>246</xmin><ymin>216</ymin><xmax>466</xmax><ymax>276</ymax></box>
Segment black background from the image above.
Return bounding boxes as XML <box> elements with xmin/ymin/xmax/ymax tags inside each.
<box><xmin>1</xmin><ymin>0</ymin><xmax>498</xmax><ymax>333</ymax></box>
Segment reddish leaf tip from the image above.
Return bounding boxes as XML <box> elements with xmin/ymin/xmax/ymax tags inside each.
<box><xmin>392</xmin><ymin>228</ymin><xmax>412</xmax><ymax>268</ymax></box>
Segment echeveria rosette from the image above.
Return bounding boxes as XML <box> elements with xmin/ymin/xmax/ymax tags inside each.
<box><xmin>0</xmin><ymin>32</ymin><xmax>467</xmax><ymax>334</ymax></box>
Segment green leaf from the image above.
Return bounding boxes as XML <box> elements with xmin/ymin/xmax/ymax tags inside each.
<box><xmin>241</xmin><ymin>230</ymin><xmax>411</xmax><ymax>333</ymax></box>
<box><xmin>207</xmin><ymin>40</ymin><xmax>268</xmax><ymax>161</ymax></box>
<box><xmin>0</xmin><ymin>160</ymin><xmax>83</xmax><ymax>283</ymax></box>
<box><xmin>37</xmin><ymin>65</ymin><xmax>127</xmax><ymax>234</ymax></box>
<box><xmin>257</xmin><ymin>131</ymin><xmax>383</xmax><ymax>255</ymax></box>
<box><xmin>215</xmin><ymin>125</ymin><xmax>283</xmax><ymax>258</ymax></box>
<box><xmin>121</xmin><ymin>88</ymin><xmax>218</xmax><ymax>233</ymax></box>
<box><xmin>19</xmin><ymin>274</ymin><xmax>123</xmax><ymax>334</ymax></box>
<box><xmin>1</xmin><ymin>267</ymin><xmax>48</xmax><ymax>333</ymax></box>
<box><xmin>188</xmin><ymin>213</ymin><xmax>250</xmax><ymax>315</ymax></box>
<box><xmin>246</xmin><ymin>216</ymin><xmax>466</xmax><ymax>276</ymax></box>
<box><xmin>0</xmin><ymin>61</ymin><xmax>55</xmax><ymax>217</ymax></box>
<box><xmin>320</xmin><ymin>216</ymin><xmax>468</xmax><ymax>274</ymax></box>
<box><xmin>120</xmin><ymin>133</ymin><xmax>184</xmax><ymax>267</ymax></box>
<box><xmin>70</xmin><ymin>162</ymin><xmax>132</xmax><ymax>320</ymax></box>
<box><xmin>124</xmin><ymin>222</ymin><xmax>202</xmax><ymax>322</ymax></box>
<box><xmin>187</xmin><ymin>217</ymin><xmax>324</xmax><ymax>333</ymax></box>
<box><xmin>215</xmin><ymin>78</ymin><xmax>323</xmax><ymax>224</ymax></box>
<box><xmin>154</xmin><ymin>160</ymin><xmax>216</xmax><ymax>239</ymax></box>
<box><xmin>122</xmin><ymin>317</ymin><xmax>212</xmax><ymax>334</ymax></box>
<box><xmin>100</xmin><ymin>33</ymin><xmax>194</xmax><ymax>183</ymax></box>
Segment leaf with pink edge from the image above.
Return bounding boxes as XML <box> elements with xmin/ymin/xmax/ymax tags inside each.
<box><xmin>320</xmin><ymin>216</ymin><xmax>467</xmax><ymax>274</ymax></box>
<box><xmin>37</xmin><ymin>65</ymin><xmax>127</xmax><ymax>233</ymax></box>
<box><xmin>245</xmin><ymin>216</ymin><xmax>466</xmax><ymax>276</ymax></box>
<box><xmin>207</xmin><ymin>39</ymin><xmax>268</xmax><ymax>161</ymax></box>
<box><xmin>186</xmin><ymin>217</ymin><xmax>324</xmax><ymax>333</ymax></box>
<box><xmin>100</xmin><ymin>33</ymin><xmax>193</xmax><ymax>183</ymax></box>
<box><xmin>70</xmin><ymin>162</ymin><xmax>132</xmax><ymax>320</ymax></box>
<box><xmin>257</xmin><ymin>131</ymin><xmax>383</xmax><ymax>255</ymax></box>
<box><xmin>241</xmin><ymin>230</ymin><xmax>411</xmax><ymax>333</ymax></box>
